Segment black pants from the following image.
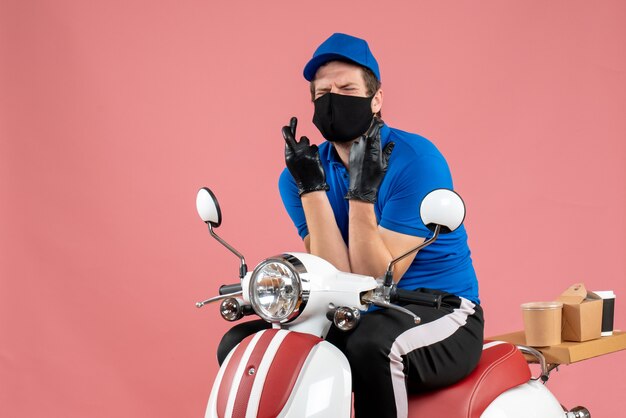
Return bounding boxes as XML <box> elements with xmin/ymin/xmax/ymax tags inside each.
<box><xmin>217</xmin><ymin>294</ymin><xmax>484</xmax><ymax>418</ymax></box>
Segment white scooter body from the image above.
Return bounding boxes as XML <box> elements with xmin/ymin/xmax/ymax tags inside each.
<box><xmin>482</xmin><ymin>380</ymin><xmax>565</xmax><ymax>417</ymax></box>
<box><xmin>206</xmin><ymin>253</ymin><xmax>369</xmax><ymax>418</ymax></box>
<box><xmin>205</xmin><ymin>336</ymin><xmax>565</xmax><ymax>418</ymax></box>
<box><xmin>204</xmin><ymin>253</ymin><xmax>566</xmax><ymax>418</ymax></box>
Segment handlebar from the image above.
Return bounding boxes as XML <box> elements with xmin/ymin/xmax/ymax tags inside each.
<box><xmin>390</xmin><ymin>288</ymin><xmax>442</xmax><ymax>308</ymax></box>
<box><xmin>219</xmin><ymin>283</ymin><xmax>243</xmax><ymax>295</ymax></box>
<box><xmin>196</xmin><ymin>283</ymin><xmax>243</xmax><ymax>308</ymax></box>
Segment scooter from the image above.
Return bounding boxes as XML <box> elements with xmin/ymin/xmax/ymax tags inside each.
<box><xmin>194</xmin><ymin>187</ymin><xmax>591</xmax><ymax>418</ymax></box>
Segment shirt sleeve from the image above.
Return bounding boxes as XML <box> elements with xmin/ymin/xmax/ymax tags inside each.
<box><xmin>378</xmin><ymin>152</ymin><xmax>454</xmax><ymax>238</ymax></box>
<box><xmin>278</xmin><ymin>168</ymin><xmax>309</xmax><ymax>240</ymax></box>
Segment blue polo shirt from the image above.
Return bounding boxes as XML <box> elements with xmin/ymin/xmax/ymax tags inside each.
<box><xmin>278</xmin><ymin>124</ymin><xmax>479</xmax><ymax>304</ymax></box>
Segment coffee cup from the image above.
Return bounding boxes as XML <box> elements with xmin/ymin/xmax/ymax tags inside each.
<box><xmin>521</xmin><ymin>301</ymin><xmax>563</xmax><ymax>346</ymax></box>
<box><xmin>593</xmin><ymin>290</ymin><xmax>615</xmax><ymax>336</ymax></box>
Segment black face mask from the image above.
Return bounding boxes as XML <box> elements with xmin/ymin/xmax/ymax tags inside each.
<box><xmin>313</xmin><ymin>93</ymin><xmax>374</xmax><ymax>143</ymax></box>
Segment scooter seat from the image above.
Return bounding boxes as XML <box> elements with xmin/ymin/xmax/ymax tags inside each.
<box><xmin>407</xmin><ymin>340</ymin><xmax>531</xmax><ymax>418</ymax></box>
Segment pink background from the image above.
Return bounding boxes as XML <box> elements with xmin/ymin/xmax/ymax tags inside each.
<box><xmin>1</xmin><ymin>1</ymin><xmax>624</xmax><ymax>417</ymax></box>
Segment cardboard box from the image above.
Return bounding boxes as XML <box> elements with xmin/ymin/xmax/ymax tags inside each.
<box><xmin>489</xmin><ymin>330</ymin><xmax>626</xmax><ymax>364</ymax></box>
<box><xmin>557</xmin><ymin>283</ymin><xmax>602</xmax><ymax>342</ymax></box>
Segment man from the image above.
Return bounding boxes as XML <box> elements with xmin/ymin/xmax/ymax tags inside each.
<box><xmin>218</xmin><ymin>33</ymin><xmax>483</xmax><ymax>418</ymax></box>
<box><xmin>278</xmin><ymin>33</ymin><xmax>483</xmax><ymax>418</ymax></box>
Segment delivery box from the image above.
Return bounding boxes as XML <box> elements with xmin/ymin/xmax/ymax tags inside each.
<box><xmin>557</xmin><ymin>283</ymin><xmax>602</xmax><ymax>342</ymax></box>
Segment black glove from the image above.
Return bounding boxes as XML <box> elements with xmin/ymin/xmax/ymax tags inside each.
<box><xmin>345</xmin><ymin>119</ymin><xmax>394</xmax><ymax>203</ymax></box>
<box><xmin>282</xmin><ymin>117</ymin><xmax>329</xmax><ymax>196</ymax></box>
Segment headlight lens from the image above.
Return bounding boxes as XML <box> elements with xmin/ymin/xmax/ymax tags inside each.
<box><xmin>249</xmin><ymin>259</ymin><xmax>302</xmax><ymax>322</ymax></box>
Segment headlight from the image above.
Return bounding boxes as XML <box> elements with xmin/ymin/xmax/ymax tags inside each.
<box><xmin>249</xmin><ymin>255</ymin><xmax>306</xmax><ymax>323</ymax></box>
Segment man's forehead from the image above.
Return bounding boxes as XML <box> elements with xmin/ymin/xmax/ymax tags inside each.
<box><xmin>313</xmin><ymin>61</ymin><xmax>365</xmax><ymax>85</ymax></box>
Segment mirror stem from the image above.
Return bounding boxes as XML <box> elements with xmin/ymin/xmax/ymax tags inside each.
<box><xmin>208</xmin><ymin>223</ymin><xmax>248</xmax><ymax>279</ymax></box>
<box><xmin>383</xmin><ymin>225</ymin><xmax>441</xmax><ymax>288</ymax></box>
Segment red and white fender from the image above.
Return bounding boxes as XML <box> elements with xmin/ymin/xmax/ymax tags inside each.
<box><xmin>205</xmin><ymin>329</ymin><xmax>351</xmax><ymax>418</ymax></box>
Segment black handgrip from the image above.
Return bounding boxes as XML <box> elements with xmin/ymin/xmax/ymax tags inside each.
<box><xmin>390</xmin><ymin>288</ymin><xmax>441</xmax><ymax>308</ymax></box>
<box><xmin>219</xmin><ymin>283</ymin><xmax>243</xmax><ymax>295</ymax></box>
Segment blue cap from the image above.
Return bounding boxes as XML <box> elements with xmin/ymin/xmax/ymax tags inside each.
<box><xmin>303</xmin><ymin>33</ymin><xmax>380</xmax><ymax>82</ymax></box>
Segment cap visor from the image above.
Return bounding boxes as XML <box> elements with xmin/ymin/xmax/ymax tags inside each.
<box><xmin>303</xmin><ymin>53</ymin><xmax>359</xmax><ymax>81</ymax></box>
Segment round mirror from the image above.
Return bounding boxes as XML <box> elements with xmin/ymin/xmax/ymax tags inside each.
<box><xmin>420</xmin><ymin>189</ymin><xmax>465</xmax><ymax>233</ymax></box>
<box><xmin>196</xmin><ymin>187</ymin><xmax>222</xmax><ymax>227</ymax></box>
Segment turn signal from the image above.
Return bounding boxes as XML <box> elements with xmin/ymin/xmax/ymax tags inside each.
<box><xmin>333</xmin><ymin>307</ymin><xmax>361</xmax><ymax>331</ymax></box>
<box><xmin>220</xmin><ymin>298</ymin><xmax>244</xmax><ymax>321</ymax></box>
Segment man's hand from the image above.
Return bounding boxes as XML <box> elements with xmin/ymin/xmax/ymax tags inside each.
<box><xmin>283</xmin><ymin>117</ymin><xmax>329</xmax><ymax>196</ymax></box>
<box><xmin>345</xmin><ymin>119</ymin><xmax>394</xmax><ymax>203</ymax></box>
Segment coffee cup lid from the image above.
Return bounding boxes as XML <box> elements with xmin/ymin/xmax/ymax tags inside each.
<box><xmin>593</xmin><ymin>290</ymin><xmax>615</xmax><ymax>299</ymax></box>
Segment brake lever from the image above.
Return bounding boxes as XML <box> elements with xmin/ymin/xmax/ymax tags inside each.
<box><xmin>196</xmin><ymin>290</ymin><xmax>243</xmax><ymax>308</ymax></box>
<box><xmin>361</xmin><ymin>293</ymin><xmax>421</xmax><ymax>324</ymax></box>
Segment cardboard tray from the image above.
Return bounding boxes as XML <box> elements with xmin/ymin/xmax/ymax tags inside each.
<box><xmin>488</xmin><ymin>330</ymin><xmax>626</xmax><ymax>364</ymax></box>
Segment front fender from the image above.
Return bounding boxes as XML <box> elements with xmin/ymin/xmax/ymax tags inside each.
<box><xmin>205</xmin><ymin>329</ymin><xmax>351</xmax><ymax>418</ymax></box>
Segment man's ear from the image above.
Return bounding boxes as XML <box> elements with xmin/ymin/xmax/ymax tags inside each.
<box><xmin>371</xmin><ymin>88</ymin><xmax>383</xmax><ymax>114</ymax></box>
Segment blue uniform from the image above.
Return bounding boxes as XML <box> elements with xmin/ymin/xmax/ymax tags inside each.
<box><xmin>278</xmin><ymin>123</ymin><xmax>479</xmax><ymax>304</ymax></box>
